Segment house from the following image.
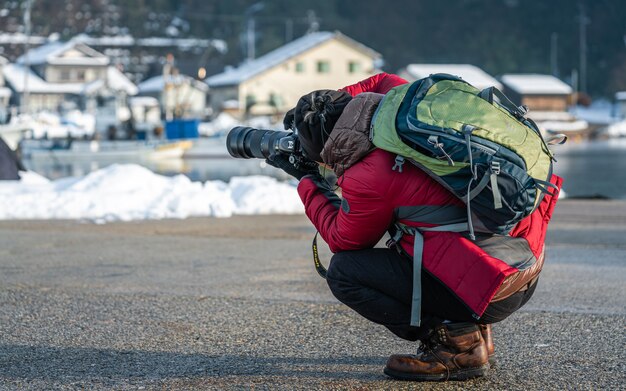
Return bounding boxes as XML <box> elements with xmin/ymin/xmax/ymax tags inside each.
<box><xmin>2</xmin><ymin>40</ymin><xmax>138</xmax><ymax>133</ymax></box>
<box><xmin>500</xmin><ymin>74</ymin><xmax>572</xmax><ymax>112</ymax></box>
<box><xmin>398</xmin><ymin>64</ymin><xmax>502</xmax><ymax>90</ymax></box>
<box><xmin>137</xmin><ymin>73</ymin><xmax>208</xmax><ymax>120</ymax></box>
<box><xmin>500</xmin><ymin>74</ymin><xmax>587</xmax><ymax>136</ymax></box>
<box><xmin>205</xmin><ymin>31</ymin><xmax>381</xmax><ymax>118</ymax></box>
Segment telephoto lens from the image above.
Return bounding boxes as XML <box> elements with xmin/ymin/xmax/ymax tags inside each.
<box><xmin>226</xmin><ymin>126</ymin><xmax>292</xmax><ymax>159</ymax></box>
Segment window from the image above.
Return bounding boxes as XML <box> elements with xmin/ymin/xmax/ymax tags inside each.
<box><xmin>348</xmin><ymin>61</ymin><xmax>361</xmax><ymax>74</ymax></box>
<box><xmin>317</xmin><ymin>60</ymin><xmax>330</xmax><ymax>73</ymax></box>
<box><xmin>60</xmin><ymin>69</ymin><xmax>71</xmax><ymax>81</ymax></box>
<box><xmin>295</xmin><ymin>62</ymin><xmax>305</xmax><ymax>73</ymax></box>
<box><xmin>76</xmin><ymin>70</ymin><xmax>86</xmax><ymax>81</ymax></box>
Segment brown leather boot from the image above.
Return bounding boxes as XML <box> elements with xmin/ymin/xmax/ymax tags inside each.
<box><xmin>384</xmin><ymin>322</ymin><xmax>489</xmax><ymax>381</ymax></box>
<box><xmin>479</xmin><ymin>324</ymin><xmax>496</xmax><ymax>366</ymax></box>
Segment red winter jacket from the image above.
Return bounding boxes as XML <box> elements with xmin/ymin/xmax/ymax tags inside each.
<box><xmin>298</xmin><ymin>73</ymin><xmax>562</xmax><ymax>317</ymax></box>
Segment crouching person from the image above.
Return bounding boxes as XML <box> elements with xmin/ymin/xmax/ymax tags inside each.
<box><xmin>268</xmin><ymin>73</ymin><xmax>562</xmax><ymax>381</ymax></box>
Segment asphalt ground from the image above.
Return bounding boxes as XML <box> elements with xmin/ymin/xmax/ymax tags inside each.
<box><xmin>0</xmin><ymin>199</ymin><xmax>624</xmax><ymax>390</ymax></box>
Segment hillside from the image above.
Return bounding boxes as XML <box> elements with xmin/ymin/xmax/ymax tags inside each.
<box><xmin>1</xmin><ymin>0</ymin><xmax>625</xmax><ymax>97</ymax></box>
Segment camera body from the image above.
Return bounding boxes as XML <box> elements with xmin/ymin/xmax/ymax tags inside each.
<box><xmin>226</xmin><ymin>126</ymin><xmax>310</xmax><ymax>168</ymax></box>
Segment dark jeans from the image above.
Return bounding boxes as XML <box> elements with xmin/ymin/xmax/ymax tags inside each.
<box><xmin>326</xmin><ymin>248</ymin><xmax>538</xmax><ymax>341</ymax></box>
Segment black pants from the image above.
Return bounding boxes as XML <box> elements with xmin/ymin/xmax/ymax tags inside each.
<box><xmin>326</xmin><ymin>248</ymin><xmax>537</xmax><ymax>341</ymax></box>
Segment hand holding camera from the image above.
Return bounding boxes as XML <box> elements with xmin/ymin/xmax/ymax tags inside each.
<box><xmin>265</xmin><ymin>154</ymin><xmax>319</xmax><ymax>180</ymax></box>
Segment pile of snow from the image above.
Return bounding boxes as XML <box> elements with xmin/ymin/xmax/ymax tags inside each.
<box><xmin>603</xmin><ymin>120</ymin><xmax>626</xmax><ymax>138</ymax></box>
<box><xmin>198</xmin><ymin>114</ymin><xmax>281</xmax><ymax>137</ymax></box>
<box><xmin>11</xmin><ymin>110</ymin><xmax>96</xmax><ymax>139</ymax></box>
<box><xmin>0</xmin><ymin>164</ymin><xmax>304</xmax><ymax>222</ymax></box>
<box><xmin>198</xmin><ymin>112</ymin><xmax>239</xmax><ymax>137</ymax></box>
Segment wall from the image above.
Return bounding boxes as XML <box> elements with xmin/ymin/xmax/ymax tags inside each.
<box><xmin>162</xmin><ymin>83</ymin><xmax>207</xmax><ymax>119</ymax></box>
<box><xmin>521</xmin><ymin>95</ymin><xmax>569</xmax><ymax>112</ymax></box>
<box><xmin>238</xmin><ymin>38</ymin><xmax>377</xmax><ymax>116</ymax></box>
<box><xmin>45</xmin><ymin>65</ymin><xmax>107</xmax><ymax>83</ymax></box>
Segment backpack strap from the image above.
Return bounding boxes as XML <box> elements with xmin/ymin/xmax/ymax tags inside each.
<box><xmin>479</xmin><ymin>86</ymin><xmax>528</xmax><ymax>119</ymax></box>
<box><xmin>394</xmin><ymin>222</ymin><xmax>470</xmax><ymax>327</ymax></box>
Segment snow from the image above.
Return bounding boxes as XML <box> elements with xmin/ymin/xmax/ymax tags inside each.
<box><xmin>17</xmin><ymin>41</ymin><xmax>109</xmax><ymax>66</ymax></box>
<box><xmin>603</xmin><ymin>120</ymin><xmax>626</xmax><ymax>138</ymax></box>
<box><xmin>3</xmin><ymin>64</ymin><xmax>84</xmax><ymax>94</ymax></box>
<box><xmin>0</xmin><ymin>33</ymin><xmax>47</xmax><ymax>45</ymax></box>
<box><xmin>198</xmin><ymin>112</ymin><xmax>239</xmax><ymax>137</ymax></box>
<box><xmin>137</xmin><ymin>74</ymin><xmax>208</xmax><ymax>94</ymax></box>
<box><xmin>107</xmin><ymin>66</ymin><xmax>138</xmax><ymax>95</ymax></box>
<box><xmin>2</xmin><ymin>64</ymin><xmax>137</xmax><ymax>96</ymax></box>
<box><xmin>570</xmin><ymin>100</ymin><xmax>618</xmax><ymax>125</ymax></box>
<box><xmin>10</xmin><ymin>110</ymin><xmax>96</xmax><ymax>138</ymax></box>
<box><xmin>69</xmin><ymin>34</ymin><xmax>227</xmax><ymax>53</ymax></box>
<box><xmin>401</xmin><ymin>64</ymin><xmax>502</xmax><ymax>90</ymax></box>
<box><xmin>0</xmin><ymin>164</ymin><xmax>304</xmax><ymax>222</ymax></box>
<box><xmin>500</xmin><ymin>74</ymin><xmax>572</xmax><ymax>95</ymax></box>
<box><xmin>536</xmin><ymin>119</ymin><xmax>588</xmax><ymax>133</ymax></box>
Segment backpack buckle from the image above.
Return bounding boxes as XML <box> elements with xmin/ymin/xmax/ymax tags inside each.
<box><xmin>392</xmin><ymin>155</ymin><xmax>406</xmax><ymax>173</ymax></box>
<box><xmin>491</xmin><ymin>161</ymin><xmax>501</xmax><ymax>175</ymax></box>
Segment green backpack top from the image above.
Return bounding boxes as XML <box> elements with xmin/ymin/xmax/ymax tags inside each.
<box><xmin>371</xmin><ymin>73</ymin><xmax>562</xmax><ymax>238</ymax></box>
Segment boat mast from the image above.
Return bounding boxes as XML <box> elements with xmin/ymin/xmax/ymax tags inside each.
<box><xmin>21</xmin><ymin>0</ymin><xmax>34</xmax><ymax>114</ymax></box>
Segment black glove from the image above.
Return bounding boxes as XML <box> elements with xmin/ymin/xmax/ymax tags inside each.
<box><xmin>266</xmin><ymin>154</ymin><xmax>319</xmax><ymax>180</ymax></box>
<box><xmin>282</xmin><ymin>108</ymin><xmax>296</xmax><ymax>130</ymax></box>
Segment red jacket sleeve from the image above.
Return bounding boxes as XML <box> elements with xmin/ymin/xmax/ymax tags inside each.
<box><xmin>297</xmin><ymin>175</ymin><xmax>393</xmax><ymax>253</ymax></box>
<box><xmin>339</xmin><ymin>73</ymin><xmax>408</xmax><ymax>97</ymax></box>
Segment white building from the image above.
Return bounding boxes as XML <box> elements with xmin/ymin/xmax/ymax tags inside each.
<box><xmin>206</xmin><ymin>31</ymin><xmax>381</xmax><ymax>118</ymax></box>
<box><xmin>398</xmin><ymin>64</ymin><xmax>502</xmax><ymax>90</ymax></box>
<box><xmin>137</xmin><ymin>74</ymin><xmax>208</xmax><ymax>120</ymax></box>
<box><xmin>2</xmin><ymin>40</ymin><xmax>138</xmax><ymax>133</ymax></box>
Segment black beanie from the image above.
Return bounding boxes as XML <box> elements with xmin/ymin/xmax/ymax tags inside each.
<box><xmin>294</xmin><ymin>90</ymin><xmax>352</xmax><ymax>162</ymax></box>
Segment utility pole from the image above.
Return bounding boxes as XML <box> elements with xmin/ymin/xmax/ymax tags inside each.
<box><xmin>285</xmin><ymin>18</ymin><xmax>294</xmax><ymax>43</ymax></box>
<box><xmin>22</xmin><ymin>0</ymin><xmax>33</xmax><ymax>114</ymax></box>
<box><xmin>550</xmin><ymin>32</ymin><xmax>559</xmax><ymax>77</ymax></box>
<box><xmin>578</xmin><ymin>1</ymin><xmax>589</xmax><ymax>94</ymax></box>
<box><xmin>245</xmin><ymin>2</ymin><xmax>264</xmax><ymax>61</ymax></box>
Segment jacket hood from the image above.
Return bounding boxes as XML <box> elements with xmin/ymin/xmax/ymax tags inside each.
<box><xmin>320</xmin><ymin>92</ymin><xmax>383</xmax><ymax>176</ymax></box>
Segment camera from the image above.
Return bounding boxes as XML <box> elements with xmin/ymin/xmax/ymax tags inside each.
<box><xmin>227</xmin><ymin>126</ymin><xmax>313</xmax><ymax>170</ymax></box>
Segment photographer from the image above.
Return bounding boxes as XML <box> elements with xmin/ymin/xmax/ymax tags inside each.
<box><xmin>264</xmin><ymin>73</ymin><xmax>562</xmax><ymax>382</ymax></box>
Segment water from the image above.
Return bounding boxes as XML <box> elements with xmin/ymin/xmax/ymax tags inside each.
<box><xmin>21</xmin><ymin>139</ymin><xmax>626</xmax><ymax>200</ymax></box>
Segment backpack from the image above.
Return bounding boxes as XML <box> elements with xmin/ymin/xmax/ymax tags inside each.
<box><xmin>370</xmin><ymin>73</ymin><xmax>562</xmax><ymax>238</ymax></box>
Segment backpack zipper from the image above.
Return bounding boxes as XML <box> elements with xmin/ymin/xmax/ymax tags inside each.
<box><xmin>427</xmin><ymin>136</ymin><xmax>455</xmax><ymax>166</ymax></box>
<box><xmin>407</xmin><ymin>121</ymin><xmax>497</xmax><ymax>155</ymax></box>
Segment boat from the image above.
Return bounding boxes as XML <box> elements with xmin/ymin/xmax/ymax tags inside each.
<box><xmin>182</xmin><ymin>136</ymin><xmax>230</xmax><ymax>158</ymax></box>
<box><xmin>19</xmin><ymin>138</ymin><xmax>193</xmax><ymax>161</ymax></box>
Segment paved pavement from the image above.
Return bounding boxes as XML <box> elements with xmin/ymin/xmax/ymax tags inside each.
<box><xmin>0</xmin><ymin>200</ymin><xmax>624</xmax><ymax>390</ymax></box>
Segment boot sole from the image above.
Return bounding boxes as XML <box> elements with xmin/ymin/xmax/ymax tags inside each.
<box><xmin>384</xmin><ymin>363</ymin><xmax>490</xmax><ymax>382</ymax></box>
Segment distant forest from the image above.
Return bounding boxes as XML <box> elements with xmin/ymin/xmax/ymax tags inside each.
<box><xmin>2</xmin><ymin>0</ymin><xmax>626</xmax><ymax>97</ymax></box>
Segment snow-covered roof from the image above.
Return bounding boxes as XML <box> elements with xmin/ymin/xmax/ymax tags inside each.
<box><xmin>0</xmin><ymin>87</ymin><xmax>11</xmax><ymax>98</ymax></box>
<box><xmin>3</xmin><ymin>64</ymin><xmax>135</xmax><ymax>95</ymax></box>
<box><xmin>615</xmin><ymin>91</ymin><xmax>626</xmax><ymax>101</ymax></box>
<box><xmin>17</xmin><ymin>41</ymin><xmax>109</xmax><ymax>66</ymax></box>
<box><xmin>3</xmin><ymin>64</ymin><xmax>84</xmax><ymax>94</ymax></box>
<box><xmin>129</xmin><ymin>96</ymin><xmax>160</xmax><ymax>107</ymax></box>
<box><xmin>107</xmin><ymin>66</ymin><xmax>138</xmax><ymax>95</ymax></box>
<box><xmin>138</xmin><ymin>74</ymin><xmax>208</xmax><ymax>94</ymax></box>
<box><xmin>400</xmin><ymin>64</ymin><xmax>502</xmax><ymax>90</ymax></box>
<box><xmin>206</xmin><ymin>31</ymin><xmax>381</xmax><ymax>87</ymax></box>
<box><xmin>72</xmin><ymin>34</ymin><xmax>227</xmax><ymax>53</ymax></box>
<box><xmin>500</xmin><ymin>74</ymin><xmax>572</xmax><ymax>95</ymax></box>
<box><xmin>0</xmin><ymin>32</ymin><xmax>47</xmax><ymax>46</ymax></box>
